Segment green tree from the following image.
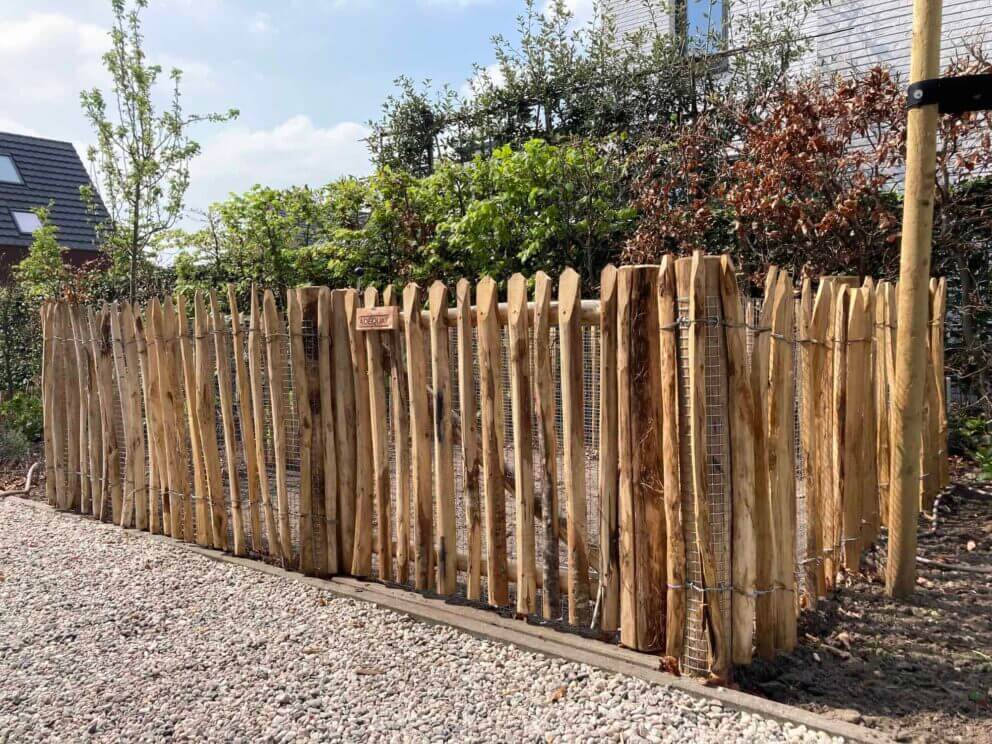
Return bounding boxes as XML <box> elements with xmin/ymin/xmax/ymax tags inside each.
<box><xmin>80</xmin><ymin>0</ymin><xmax>238</xmax><ymax>303</ymax></box>
<box><xmin>14</xmin><ymin>205</ymin><xmax>71</xmax><ymax>301</ymax></box>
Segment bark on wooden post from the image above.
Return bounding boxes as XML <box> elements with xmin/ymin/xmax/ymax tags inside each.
<box><xmin>384</xmin><ymin>286</ymin><xmax>411</xmax><ymax>584</ymax></box>
<box><xmin>403</xmin><ymin>283</ymin><xmax>435</xmax><ymax>591</ymax></box>
<box><xmin>261</xmin><ymin>289</ymin><xmax>291</xmax><ymax>564</ymax></box>
<box><xmin>657</xmin><ymin>256</ymin><xmax>685</xmax><ymax>662</ymax></box>
<box><xmin>287</xmin><ymin>288</ymin><xmax>314</xmax><ymax>573</ymax></box>
<box><xmin>718</xmin><ymin>256</ymin><xmax>757</xmax><ymax>665</ymax></box>
<box><xmin>507</xmin><ymin>273</ymin><xmax>537</xmax><ymax>614</ymax></box>
<box><xmin>196</xmin><ymin>292</ymin><xmax>229</xmax><ymax>551</ymax></box>
<box><xmin>317</xmin><ymin>287</ymin><xmax>340</xmax><ymax>574</ymax></box>
<box><xmin>248</xmin><ymin>287</ymin><xmax>280</xmax><ymax>558</ymax></box>
<box><xmin>617</xmin><ymin>264</ymin><xmax>666</xmax><ymax>652</ymax></box>
<box><xmin>932</xmin><ymin>278</ymin><xmax>948</xmax><ymax>489</ymax></box>
<box><xmin>330</xmin><ymin>289</ymin><xmax>357</xmax><ymax>570</ymax></box>
<box><xmin>559</xmin><ymin>268</ymin><xmax>589</xmax><ymax>624</ymax></box>
<box><xmin>346</xmin><ymin>289</ymin><xmax>375</xmax><ymax>577</ymax></box>
<box><xmin>455</xmin><ymin>280</ymin><xmax>482</xmax><ymax>600</ymax></box>
<box><xmin>429</xmin><ymin>282</ymin><xmax>458</xmax><ymax>595</ymax></box>
<box><xmin>365</xmin><ymin>287</ymin><xmax>393</xmax><ymax>582</ymax></box>
<box><xmin>807</xmin><ymin>280</ymin><xmax>834</xmax><ymax>597</ymax></box>
<box><xmin>598</xmin><ymin>264</ymin><xmax>620</xmax><ymax>632</ymax></box>
<box><xmin>94</xmin><ymin>305</ymin><xmax>123</xmax><ymax>522</ymax></box>
<box><xmin>116</xmin><ymin>302</ymin><xmax>146</xmax><ymax>528</ymax></box>
<box><xmin>476</xmin><ymin>277</ymin><xmax>509</xmax><ymax>606</ymax></box>
<box><xmin>178</xmin><ymin>296</ymin><xmax>210</xmax><ymax>546</ymax></box>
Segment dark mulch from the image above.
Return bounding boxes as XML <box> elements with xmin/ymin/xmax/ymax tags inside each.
<box><xmin>739</xmin><ymin>476</ymin><xmax>992</xmax><ymax>743</ymax></box>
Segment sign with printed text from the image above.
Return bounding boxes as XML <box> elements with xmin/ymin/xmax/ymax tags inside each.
<box><xmin>355</xmin><ymin>305</ymin><xmax>399</xmax><ymax>331</ymax></box>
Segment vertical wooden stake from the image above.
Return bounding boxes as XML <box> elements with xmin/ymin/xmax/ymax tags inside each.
<box><xmin>533</xmin><ymin>272</ymin><xmax>560</xmax><ymax>619</ymax></box>
<box><xmin>196</xmin><ymin>292</ymin><xmax>229</xmax><ymax>551</ymax></box>
<box><xmin>178</xmin><ymin>295</ymin><xmax>211</xmax><ymax>547</ymax></box>
<box><xmin>262</xmin><ymin>289</ymin><xmax>292</xmax><ymax>565</ymax></box>
<box><xmin>598</xmin><ymin>265</ymin><xmax>620</xmax><ymax>632</ymax></box>
<box><xmin>888</xmin><ymin>0</ymin><xmax>943</xmax><ymax>598</ymax></box>
<box><xmin>330</xmin><ymin>289</ymin><xmax>357</xmax><ymax>571</ymax></box>
<box><xmin>317</xmin><ymin>287</ymin><xmax>340</xmax><ymax>574</ymax></box>
<box><xmin>345</xmin><ymin>289</ymin><xmax>374</xmax><ymax>577</ymax></box>
<box><xmin>287</xmin><ymin>289</ymin><xmax>314</xmax><ymax>573</ymax></box>
<box><xmin>384</xmin><ymin>286</ymin><xmax>411</xmax><ymax>584</ymax></box>
<box><xmin>365</xmin><ymin>287</ymin><xmax>393</xmax><ymax>582</ymax></box>
<box><xmin>476</xmin><ymin>277</ymin><xmax>508</xmax><ymax>606</ymax></box>
<box><xmin>455</xmin><ymin>280</ymin><xmax>482</xmax><ymax>600</ymax></box>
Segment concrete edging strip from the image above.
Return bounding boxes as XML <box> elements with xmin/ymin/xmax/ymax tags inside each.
<box><xmin>8</xmin><ymin>497</ymin><xmax>891</xmax><ymax>743</ymax></box>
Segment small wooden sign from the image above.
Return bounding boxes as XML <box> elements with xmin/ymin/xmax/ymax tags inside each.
<box><xmin>355</xmin><ymin>305</ymin><xmax>399</xmax><ymax>331</ymax></box>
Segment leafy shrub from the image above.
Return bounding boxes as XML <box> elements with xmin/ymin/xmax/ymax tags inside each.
<box><xmin>0</xmin><ymin>426</ymin><xmax>30</xmax><ymax>462</ymax></box>
<box><xmin>950</xmin><ymin>410</ymin><xmax>992</xmax><ymax>481</ymax></box>
<box><xmin>0</xmin><ymin>392</ymin><xmax>43</xmax><ymax>443</ymax></box>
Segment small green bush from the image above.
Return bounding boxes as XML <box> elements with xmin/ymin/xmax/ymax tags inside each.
<box><xmin>950</xmin><ymin>410</ymin><xmax>992</xmax><ymax>481</ymax></box>
<box><xmin>0</xmin><ymin>392</ymin><xmax>43</xmax><ymax>443</ymax></box>
<box><xmin>0</xmin><ymin>426</ymin><xmax>30</xmax><ymax>462</ymax></box>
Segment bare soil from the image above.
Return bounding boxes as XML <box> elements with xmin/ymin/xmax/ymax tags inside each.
<box><xmin>739</xmin><ymin>476</ymin><xmax>992</xmax><ymax>743</ymax></box>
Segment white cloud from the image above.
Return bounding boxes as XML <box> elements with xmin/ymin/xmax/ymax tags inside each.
<box><xmin>186</xmin><ymin>116</ymin><xmax>372</xmax><ymax>211</ymax></box>
<box><xmin>248</xmin><ymin>11</ymin><xmax>274</xmax><ymax>34</ymax></box>
<box><xmin>460</xmin><ymin>62</ymin><xmax>505</xmax><ymax>100</ymax></box>
<box><xmin>545</xmin><ymin>0</ymin><xmax>596</xmax><ymax>27</ymax></box>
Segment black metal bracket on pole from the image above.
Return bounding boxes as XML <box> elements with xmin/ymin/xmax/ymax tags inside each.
<box><xmin>906</xmin><ymin>74</ymin><xmax>992</xmax><ymax>113</ymax></box>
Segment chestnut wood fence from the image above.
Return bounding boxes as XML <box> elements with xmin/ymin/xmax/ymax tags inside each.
<box><xmin>39</xmin><ymin>252</ymin><xmax>948</xmax><ymax>679</ymax></box>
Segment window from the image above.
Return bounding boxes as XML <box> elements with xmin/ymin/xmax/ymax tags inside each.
<box><xmin>0</xmin><ymin>154</ymin><xmax>23</xmax><ymax>184</ymax></box>
<box><xmin>11</xmin><ymin>210</ymin><xmax>43</xmax><ymax>234</ymax></box>
<box><xmin>677</xmin><ymin>0</ymin><xmax>727</xmax><ymax>56</ymax></box>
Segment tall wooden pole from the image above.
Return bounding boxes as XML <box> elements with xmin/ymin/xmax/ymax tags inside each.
<box><xmin>887</xmin><ymin>0</ymin><xmax>943</xmax><ymax>598</ymax></box>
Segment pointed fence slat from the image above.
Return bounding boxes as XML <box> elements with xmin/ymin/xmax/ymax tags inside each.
<box><xmin>94</xmin><ymin>305</ymin><xmax>123</xmax><ymax>522</ymax></box>
<box><xmin>287</xmin><ymin>289</ymin><xmax>314</xmax><ymax>573</ymax></box>
<box><xmin>317</xmin><ymin>288</ymin><xmax>340</xmax><ymax>574</ymax></box>
<box><xmin>384</xmin><ymin>286</ymin><xmax>411</xmax><ymax>584</ymax></box>
<box><xmin>454</xmin><ymin>280</ymin><xmax>482</xmax><ymax>600</ymax></box>
<box><xmin>248</xmin><ymin>287</ymin><xmax>280</xmax><ymax>558</ymax></box>
<box><xmin>476</xmin><ymin>277</ymin><xmax>508</xmax><ymax>606</ymax></box>
<box><xmin>262</xmin><ymin>290</ymin><xmax>292</xmax><ymax>564</ymax></box>
<box><xmin>365</xmin><ymin>287</ymin><xmax>393</xmax><ymax>582</ymax></box>
<box><xmin>179</xmin><ymin>296</ymin><xmax>211</xmax><ymax>546</ymax></box>
<box><xmin>597</xmin><ymin>265</ymin><xmax>620</xmax><ymax>633</ymax></box>
<box><xmin>344</xmin><ymin>290</ymin><xmax>374</xmax><ymax>577</ymax></box>
<box><xmin>330</xmin><ymin>289</ymin><xmax>357</xmax><ymax>571</ymax></box>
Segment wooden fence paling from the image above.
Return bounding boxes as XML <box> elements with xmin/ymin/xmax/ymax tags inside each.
<box><xmin>147</xmin><ymin>300</ymin><xmax>172</xmax><ymax>536</ymax></box>
<box><xmin>687</xmin><ymin>253</ymin><xmax>731</xmax><ymax>676</ymax></box>
<box><xmin>861</xmin><ymin>283</ymin><xmax>880</xmax><ymax>546</ymax></box>
<box><xmin>429</xmin><ymin>282</ymin><xmax>458</xmax><ymax>595</ymax></box>
<box><xmin>40</xmin><ymin>304</ymin><xmax>56</xmax><ymax>506</ymax></box>
<box><xmin>842</xmin><ymin>287</ymin><xmax>869</xmax><ymax>568</ymax></box>
<box><xmin>559</xmin><ymin>268</ymin><xmax>590</xmax><ymax>624</ymax></box>
<box><xmin>228</xmin><ymin>286</ymin><xmax>263</xmax><ymax>553</ymax></box>
<box><xmin>807</xmin><ymin>282</ymin><xmax>833</xmax><ymax>596</ymax></box>
<box><xmin>209</xmin><ymin>292</ymin><xmax>244</xmax><ymax>555</ymax></box>
<box><xmin>62</xmin><ymin>304</ymin><xmax>82</xmax><ymax>512</ymax></box>
<box><xmin>404</xmin><ymin>284</ymin><xmax>436</xmax><ymax>591</ymax></box>
<box><xmin>94</xmin><ymin>306</ymin><xmax>122</xmax><ymax>522</ymax></box>
<box><xmin>178</xmin><ymin>296</ymin><xmax>211</xmax><ymax>546</ymax></box>
<box><xmin>767</xmin><ymin>270</ymin><xmax>796</xmax><ymax>652</ymax></box>
<box><xmin>598</xmin><ymin>265</ymin><xmax>620</xmax><ymax>632</ymax></box>
<box><xmin>617</xmin><ymin>264</ymin><xmax>666</xmax><ymax>653</ymax></box>
<box><xmin>454</xmin><ymin>280</ymin><xmax>482</xmax><ymax>600</ymax></box>
<box><xmin>161</xmin><ymin>297</ymin><xmax>192</xmax><ymax>541</ymax></box>
<box><xmin>262</xmin><ymin>289</ymin><xmax>292</xmax><ymax>565</ymax></box>
<box><xmin>52</xmin><ymin>304</ymin><xmax>71</xmax><ymax>510</ymax></box>
<box><xmin>657</xmin><ymin>256</ymin><xmax>685</xmax><ymax>662</ymax></box>
<box><xmin>750</xmin><ymin>267</ymin><xmax>777</xmax><ymax>658</ymax></box>
<box><xmin>330</xmin><ymin>289</ymin><xmax>357</xmax><ymax>571</ymax></box>
<box><xmin>507</xmin><ymin>274</ymin><xmax>538</xmax><ymax>615</ymax></box>
<box><xmin>923</xmin><ymin>279</ymin><xmax>942</xmax><ymax>508</ymax></box>
<box><xmin>68</xmin><ymin>305</ymin><xmax>91</xmax><ymax>516</ymax></box>
<box><xmin>287</xmin><ymin>289</ymin><xmax>314</xmax><ymax>573</ymax></box>
<box><xmin>718</xmin><ymin>256</ymin><xmax>757</xmax><ymax>665</ymax></box>
<box><xmin>195</xmin><ymin>292</ymin><xmax>229</xmax><ymax>551</ymax></box>
<box><xmin>365</xmin><ymin>287</ymin><xmax>393</xmax><ymax>582</ymax></box>
<box><xmin>798</xmin><ymin>279</ymin><xmax>815</xmax><ymax>608</ymax></box>
<box><xmin>932</xmin><ymin>278</ymin><xmax>948</xmax><ymax>489</ymax></box>
<box><xmin>317</xmin><ymin>287</ymin><xmax>340</xmax><ymax>574</ymax></box>
<box><xmin>532</xmin><ymin>272</ymin><xmax>560</xmax><ymax>619</ymax></box>
<box><xmin>384</xmin><ymin>286</ymin><xmax>411</xmax><ymax>584</ymax></box>
<box><xmin>345</xmin><ymin>289</ymin><xmax>375</xmax><ymax>576</ymax></box>
<box><xmin>476</xmin><ymin>277</ymin><xmax>509</xmax><ymax>606</ymax></box>
<box><xmin>248</xmin><ymin>287</ymin><xmax>280</xmax><ymax>558</ymax></box>
<box><xmin>134</xmin><ymin>310</ymin><xmax>160</xmax><ymax>533</ymax></box>
<box><xmin>116</xmin><ymin>303</ymin><xmax>146</xmax><ymax>528</ymax></box>
<box><xmin>875</xmin><ymin>283</ymin><xmax>892</xmax><ymax>528</ymax></box>
<box><xmin>300</xmin><ymin>288</ymin><xmax>329</xmax><ymax>575</ymax></box>
<box><xmin>82</xmin><ymin>307</ymin><xmax>104</xmax><ymax>516</ymax></box>
<box><xmin>830</xmin><ymin>285</ymin><xmax>850</xmax><ymax>577</ymax></box>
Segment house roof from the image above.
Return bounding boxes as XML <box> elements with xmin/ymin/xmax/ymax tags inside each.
<box><xmin>0</xmin><ymin>131</ymin><xmax>108</xmax><ymax>252</ymax></box>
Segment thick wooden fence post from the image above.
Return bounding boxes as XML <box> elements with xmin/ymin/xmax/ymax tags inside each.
<box><xmin>287</xmin><ymin>289</ymin><xmax>314</xmax><ymax>573</ymax></box>
<box><xmin>718</xmin><ymin>256</ymin><xmax>756</xmax><ymax>665</ymax></box>
<box><xmin>429</xmin><ymin>282</ymin><xmax>458</xmax><ymax>595</ymax></box>
<box><xmin>178</xmin><ymin>296</ymin><xmax>211</xmax><ymax>546</ymax></box>
<box><xmin>475</xmin><ymin>277</ymin><xmax>508</xmax><ymax>606</ymax></box>
<box><xmin>262</xmin><ymin>289</ymin><xmax>292</xmax><ymax>565</ymax></box>
<box><xmin>330</xmin><ymin>289</ymin><xmax>357</xmax><ymax>571</ymax></box>
<box><xmin>598</xmin><ymin>265</ymin><xmax>620</xmax><ymax>632</ymax></box>
<box><xmin>559</xmin><ymin>268</ymin><xmax>589</xmax><ymax>624</ymax></box>
<box><xmin>384</xmin><ymin>286</ymin><xmax>410</xmax><ymax>584</ymax></box>
<box><xmin>455</xmin><ymin>280</ymin><xmax>482</xmax><ymax>600</ymax></box>
<box><xmin>617</xmin><ymin>264</ymin><xmax>666</xmax><ymax>652</ymax></box>
<box><xmin>317</xmin><ymin>287</ymin><xmax>339</xmax><ymax>574</ymax></box>
<box><xmin>299</xmin><ymin>287</ymin><xmax>329</xmax><ymax>575</ymax></box>
<box><xmin>365</xmin><ymin>287</ymin><xmax>393</xmax><ymax>582</ymax></box>
<box><xmin>507</xmin><ymin>274</ymin><xmax>537</xmax><ymax>614</ymax></box>
<box><xmin>404</xmin><ymin>284</ymin><xmax>435</xmax><ymax>591</ymax></box>
<box><xmin>657</xmin><ymin>257</ymin><xmax>685</xmax><ymax>663</ymax></box>
<box><xmin>345</xmin><ymin>289</ymin><xmax>375</xmax><ymax>577</ymax></box>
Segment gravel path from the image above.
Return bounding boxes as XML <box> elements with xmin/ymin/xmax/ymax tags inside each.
<box><xmin>0</xmin><ymin>500</ymin><xmax>840</xmax><ymax>743</ymax></box>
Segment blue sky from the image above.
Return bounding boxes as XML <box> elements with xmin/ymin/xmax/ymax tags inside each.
<box><xmin>0</xmin><ymin>0</ymin><xmax>593</xmax><ymax>222</ymax></box>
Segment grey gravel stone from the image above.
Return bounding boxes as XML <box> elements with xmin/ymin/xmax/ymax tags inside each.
<box><xmin>0</xmin><ymin>501</ymin><xmax>843</xmax><ymax>743</ymax></box>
